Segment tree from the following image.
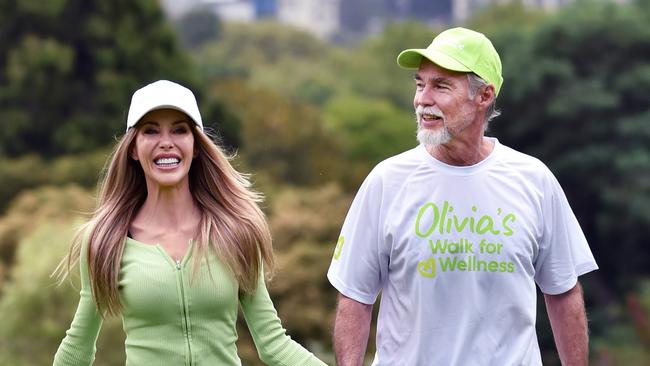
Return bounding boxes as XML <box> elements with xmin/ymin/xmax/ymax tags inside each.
<box><xmin>0</xmin><ymin>0</ymin><xmax>197</xmax><ymax>157</ymax></box>
<box><xmin>339</xmin><ymin>21</ymin><xmax>435</xmax><ymax>111</ymax></box>
<box><xmin>208</xmin><ymin>79</ymin><xmax>345</xmax><ymax>186</ymax></box>
<box><xmin>323</xmin><ymin>93</ymin><xmax>417</xmax><ymax>187</ymax></box>
<box><xmin>195</xmin><ymin>21</ymin><xmax>343</xmax><ymax>106</ymax></box>
<box><xmin>0</xmin><ymin>150</ymin><xmax>109</xmax><ymax>214</ymax></box>
<box><xmin>0</xmin><ymin>186</ymin><xmax>126</xmax><ymax>365</ymax></box>
<box><xmin>266</xmin><ymin>183</ymin><xmax>351</xmax><ymax>365</ymax></box>
<box><xmin>489</xmin><ymin>1</ymin><xmax>650</xmax><ymax>294</ymax></box>
<box><xmin>468</xmin><ymin>0</ymin><xmax>547</xmax><ymax>35</ymax></box>
<box><xmin>484</xmin><ymin>8</ymin><xmax>650</xmax><ymax>363</ymax></box>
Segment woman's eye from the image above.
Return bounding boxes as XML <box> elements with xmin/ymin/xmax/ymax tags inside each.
<box><xmin>143</xmin><ymin>128</ymin><xmax>158</xmax><ymax>134</ymax></box>
<box><xmin>174</xmin><ymin>127</ymin><xmax>189</xmax><ymax>134</ymax></box>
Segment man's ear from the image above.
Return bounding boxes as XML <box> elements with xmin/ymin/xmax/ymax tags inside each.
<box><xmin>478</xmin><ymin>84</ymin><xmax>496</xmax><ymax>108</ymax></box>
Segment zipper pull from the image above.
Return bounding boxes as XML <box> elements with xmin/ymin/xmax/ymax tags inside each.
<box><xmin>176</xmin><ymin>259</ymin><xmax>181</xmax><ymax>270</ymax></box>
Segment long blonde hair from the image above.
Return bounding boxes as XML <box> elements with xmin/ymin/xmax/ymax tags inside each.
<box><xmin>58</xmin><ymin>125</ymin><xmax>273</xmax><ymax>316</ymax></box>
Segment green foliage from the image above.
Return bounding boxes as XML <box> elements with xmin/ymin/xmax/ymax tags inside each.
<box><xmin>196</xmin><ymin>21</ymin><xmax>430</xmax><ymax>110</ymax></box>
<box><xmin>0</xmin><ymin>189</ymin><xmax>124</xmax><ymax>365</ymax></box>
<box><xmin>267</xmin><ymin>183</ymin><xmax>351</xmax><ymax>364</ymax></box>
<box><xmin>323</xmin><ymin>94</ymin><xmax>417</xmax><ymax>186</ymax></box>
<box><xmin>467</xmin><ymin>0</ymin><xmax>547</xmax><ymax>34</ymax></box>
<box><xmin>590</xmin><ymin>280</ymin><xmax>650</xmax><ymax>364</ymax></box>
<box><xmin>489</xmin><ymin>1</ymin><xmax>650</xmax><ymax>290</ymax></box>
<box><xmin>0</xmin><ymin>185</ymin><xmax>94</xmax><ymax>274</ymax></box>
<box><xmin>0</xmin><ymin>0</ymin><xmax>197</xmax><ymax>157</ymax></box>
<box><xmin>0</xmin><ymin>150</ymin><xmax>108</xmax><ymax>214</ymax></box>
<box><xmin>341</xmin><ymin>21</ymin><xmax>435</xmax><ymax>110</ymax></box>
<box><xmin>0</xmin><ymin>1</ymin><xmax>649</xmax><ymax>364</ymax></box>
<box><xmin>209</xmin><ymin>80</ymin><xmax>345</xmax><ymax>186</ymax></box>
<box><xmin>230</xmin><ymin>183</ymin><xmax>351</xmax><ymax>365</ymax></box>
<box><xmin>196</xmin><ymin>21</ymin><xmax>344</xmax><ymax>106</ymax></box>
<box><xmin>0</xmin><ymin>222</ymin><xmax>125</xmax><ymax>366</ymax></box>
<box><xmin>195</xmin><ymin>21</ymin><xmax>430</xmax><ymax>188</ymax></box>
<box><xmin>200</xmin><ymin>21</ymin><xmax>325</xmax><ymax>69</ymax></box>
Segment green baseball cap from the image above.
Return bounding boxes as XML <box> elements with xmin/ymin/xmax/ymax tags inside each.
<box><xmin>397</xmin><ymin>27</ymin><xmax>503</xmax><ymax>96</ymax></box>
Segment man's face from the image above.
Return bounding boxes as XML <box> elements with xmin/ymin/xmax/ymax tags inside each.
<box><xmin>413</xmin><ymin>59</ymin><xmax>480</xmax><ymax>147</ymax></box>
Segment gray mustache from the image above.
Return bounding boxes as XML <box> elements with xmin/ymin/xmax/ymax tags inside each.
<box><xmin>415</xmin><ymin>106</ymin><xmax>444</xmax><ymax>120</ymax></box>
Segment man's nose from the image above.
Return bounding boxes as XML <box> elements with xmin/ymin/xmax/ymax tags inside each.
<box><xmin>416</xmin><ymin>85</ymin><xmax>435</xmax><ymax>106</ymax></box>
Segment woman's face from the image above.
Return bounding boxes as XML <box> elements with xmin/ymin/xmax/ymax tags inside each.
<box><xmin>131</xmin><ymin>109</ymin><xmax>196</xmax><ymax>190</ymax></box>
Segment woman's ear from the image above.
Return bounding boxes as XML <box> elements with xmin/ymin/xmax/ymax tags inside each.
<box><xmin>130</xmin><ymin>145</ymin><xmax>139</xmax><ymax>161</ymax></box>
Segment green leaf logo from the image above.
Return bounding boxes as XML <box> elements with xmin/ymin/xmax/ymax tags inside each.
<box><xmin>417</xmin><ymin>257</ymin><xmax>437</xmax><ymax>278</ymax></box>
<box><xmin>333</xmin><ymin>236</ymin><xmax>344</xmax><ymax>260</ymax></box>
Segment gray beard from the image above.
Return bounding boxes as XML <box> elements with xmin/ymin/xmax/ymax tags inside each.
<box><xmin>417</xmin><ymin>123</ymin><xmax>451</xmax><ymax>146</ymax></box>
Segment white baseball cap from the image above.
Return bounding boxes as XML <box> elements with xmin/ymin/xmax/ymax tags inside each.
<box><xmin>126</xmin><ymin>80</ymin><xmax>203</xmax><ymax>131</ymax></box>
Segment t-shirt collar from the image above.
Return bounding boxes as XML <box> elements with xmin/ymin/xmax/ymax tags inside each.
<box><xmin>417</xmin><ymin>136</ymin><xmax>500</xmax><ymax>175</ymax></box>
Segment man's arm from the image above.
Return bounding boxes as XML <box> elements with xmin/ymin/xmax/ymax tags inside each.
<box><xmin>544</xmin><ymin>281</ymin><xmax>589</xmax><ymax>366</ymax></box>
<box><xmin>333</xmin><ymin>293</ymin><xmax>373</xmax><ymax>366</ymax></box>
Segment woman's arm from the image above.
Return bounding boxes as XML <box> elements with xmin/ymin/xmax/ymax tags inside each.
<box><xmin>239</xmin><ymin>271</ymin><xmax>328</xmax><ymax>366</ymax></box>
<box><xmin>53</xmin><ymin>240</ymin><xmax>103</xmax><ymax>366</ymax></box>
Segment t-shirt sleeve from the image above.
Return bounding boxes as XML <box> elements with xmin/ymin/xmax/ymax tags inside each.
<box><xmin>239</xmin><ymin>270</ymin><xmax>327</xmax><ymax>366</ymax></box>
<box><xmin>534</xmin><ymin>172</ymin><xmax>598</xmax><ymax>295</ymax></box>
<box><xmin>327</xmin><ymin>169</ymin><xmax>388</xmax><ymax>305</ymax></box>
<box><xmin>53</xmin><ymin>236</ymin><xmax>104</xmax><ymax>366</ymax></box>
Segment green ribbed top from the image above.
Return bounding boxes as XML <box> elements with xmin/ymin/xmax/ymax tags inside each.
<box><xmin>53</xmin><ymin>238</ymin><xmax>327</xmax><ymax>366</ymax></box>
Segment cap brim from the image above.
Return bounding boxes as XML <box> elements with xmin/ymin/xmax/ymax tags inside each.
<box><xmin>397</xmin><ymin>49</ymin><xmax>473</xmax><ymax>73</ymax></box>
<box><xmin>127</xmin><ymin>104</ymin><xmax>200</xmax><ymax>131</ymax></box>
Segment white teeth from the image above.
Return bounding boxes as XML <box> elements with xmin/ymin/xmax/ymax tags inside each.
<box><xmin>155</xmin><ymin>157</ymin><xmax>180</xmax><ymax>165</ymax></box>
<box><xmin>423</xmin><ymin>114</ymin><xmax>441</xmax><ymax>120</ymax></box>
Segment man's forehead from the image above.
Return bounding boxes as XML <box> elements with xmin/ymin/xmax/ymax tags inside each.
<box><xmin>416</xmin><ymin>59</ymin><xmax>467</xmax><ymax>79</ymax></box>
<box><xmin>415</xmin><ymin>69</ymin><xmax>466</xmax><ymax>86</ymax></box>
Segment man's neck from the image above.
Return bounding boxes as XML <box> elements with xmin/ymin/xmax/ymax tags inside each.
<box><xmin>426</xmin><ymin>136</ymin><xmax>495</xmax><ymax>166</ymax></box>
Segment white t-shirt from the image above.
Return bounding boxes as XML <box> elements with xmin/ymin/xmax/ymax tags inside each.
<box><xmin>327</xmin><ymin>138</ymin><xmax>598</xmax><ymax>366</ymax></box>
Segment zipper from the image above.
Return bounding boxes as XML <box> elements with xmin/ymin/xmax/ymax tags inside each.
<box><xmin>176</xmin><ymin>259</ymin><xmax>193</xmax><ymax>365</ymax></box>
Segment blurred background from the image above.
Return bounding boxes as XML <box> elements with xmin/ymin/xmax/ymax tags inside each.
<box><xmin>0</xmin><ymin>0</ymin><xmax>649</xmax><ymax>364</ymax></box>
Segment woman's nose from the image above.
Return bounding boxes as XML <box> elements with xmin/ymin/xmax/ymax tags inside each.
<box><xmin>158</xmin><ymin>130</ymin><xmax>174</xmax><ymax>149</ymax></box>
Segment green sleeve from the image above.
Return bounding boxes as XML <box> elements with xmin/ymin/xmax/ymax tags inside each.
<box><xmin>239</xmin><ymin>271</ymin><xmax>328</xmax><ymax>366</ymax></box>
<box><xmin>53</xmin><ymin>237</ymin><xmax>104</xmax><ymax>366</ymax></box>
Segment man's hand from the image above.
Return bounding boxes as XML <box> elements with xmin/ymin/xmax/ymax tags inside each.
<box><xmin>333</xmin><ymin>293</ymin><xmax>373</xmax><ymax>366</ymax></box>
<box><xmin>544</xmin><ymin>282</ymin><xmax>589</xmax><ymax>366</ymax></box>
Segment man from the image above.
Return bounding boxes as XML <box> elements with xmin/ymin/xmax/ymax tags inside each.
<box><xmin>327</xmin><ymin>27</ymin><xmax>598</xmax><ymax>366</ymax></box>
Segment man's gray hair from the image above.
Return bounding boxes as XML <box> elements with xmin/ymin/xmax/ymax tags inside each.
<box><xmin>467</xmin><ymin>73</ymin><xmax>501</xmax><ymax>131</ymax></box>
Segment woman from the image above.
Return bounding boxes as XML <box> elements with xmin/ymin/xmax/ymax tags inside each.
<box><xmin>54</xmin><ymin>80</ymin><xmax>327</xmax><ymax>365</ymax></box>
